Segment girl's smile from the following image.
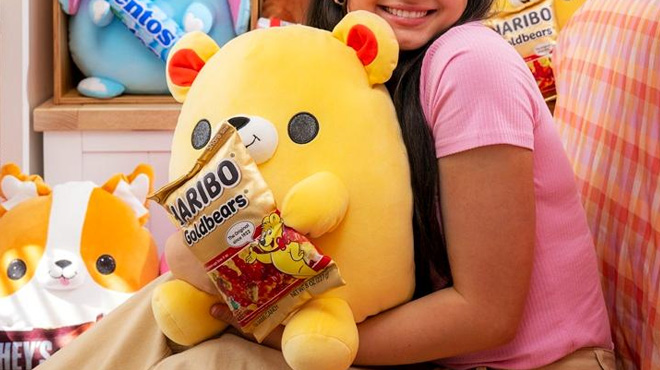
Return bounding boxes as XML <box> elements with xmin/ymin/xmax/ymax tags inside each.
<box><xmin>377</xmin><ymin>5</ymin><xmax>437</xmax><ymax>27</ymax></box>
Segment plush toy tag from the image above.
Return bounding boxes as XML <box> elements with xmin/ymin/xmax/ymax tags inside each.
<box><xmin>150</xmin><ymin>123</ymin><xmax>345</xmax><ymax>342</ymax></box>
<box><xmin>485</xmin><ymin>0</ymin><xmax>558</xmax><ymax>100</ymax></box>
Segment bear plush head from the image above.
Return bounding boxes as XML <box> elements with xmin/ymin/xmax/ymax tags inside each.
<box><xmin>161</xmin><ymin>11</ymin><xmax>414</xmax><ymax>370</ymax></box>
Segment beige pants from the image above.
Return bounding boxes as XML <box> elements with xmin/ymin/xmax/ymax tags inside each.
<box><xmin>471</xmin><ymin>348</ymin><xmax>617</xmax><ymax>370</ymax></box>
<box><xmin>34</xmin><ymin>273</ymin><xmax>342</xmax><ymax>370</ymax></box>
<box><xmin>34</xmin><ymin>274</ymin><xmax>615</xmax><ymax>370</ymax></box>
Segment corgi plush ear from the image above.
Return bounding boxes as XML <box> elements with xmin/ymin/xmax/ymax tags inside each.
<box><xmin>101</xmin><ymin>164</ymin><xmax>155</xmax><ymax>225</ymax></box>
<box><xmin>0</xmin><ymin>163</ymin><xmax>51</xmax><ymax>217</ymax></box>
<box><xmin>166</xmin><ymin>31</ymin><xmax>221</xmax><ymax>103</ymax></box>
<box><xmin>332</xmin><ymin>10</ymin><xmax>399</xmax><ymax>86</ymax></box>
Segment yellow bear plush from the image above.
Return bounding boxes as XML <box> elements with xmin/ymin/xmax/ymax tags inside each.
<box><xmin>152</xmin><ymin>11</ymin><xmax>414</xmax><ymax>370</ymax></box>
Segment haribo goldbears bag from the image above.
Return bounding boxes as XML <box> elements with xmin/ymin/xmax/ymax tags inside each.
<box><xmin>150</xmin><ymin>122</ymin><xmax>344</xmax><ymax>341</ymax></box>
<box><xmin>486</xmin><ymin>0</ymin><xmax>559</xmax><ymax>100</ymax></box>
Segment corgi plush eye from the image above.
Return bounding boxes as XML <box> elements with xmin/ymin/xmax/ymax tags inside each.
<box><xmin>96</xmin><ymin>254</ymin><xmax>116</xmax><ymax>275</ymax></box>
<box><xmin>191</xmin><ymin>119</ymin><xmax>212</xmax><ymax>150</ymax></box>
<box><xmin>7</xmin><ymin>259</ymin><xmax>27</xmax><ymax>280</ymax></box>
<box><xmin>288</xmin><ymin>112</ymin><xmax>319</xmax><ymax>145</ymax></box>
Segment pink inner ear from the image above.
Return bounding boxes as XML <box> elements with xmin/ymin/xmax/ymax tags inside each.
<box><xmin>346</xmin><ymin>24</ymin><xmax>379</xmax><ymax>66</ymax></box>
<box><xmin>68</xmin><ymin>0</ymin><xmax>82</xmax><ymax>15</ymax></box>
<box><xmin>168</xmin><ymin>49</ymin><xmax>207</xmax><ymax>87</ymax></box>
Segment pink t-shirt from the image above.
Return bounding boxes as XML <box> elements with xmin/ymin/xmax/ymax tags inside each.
<box><xmin>420</xmin><ymin>22</ymin><xmax>612</xmax><ymax>369</ymax></box>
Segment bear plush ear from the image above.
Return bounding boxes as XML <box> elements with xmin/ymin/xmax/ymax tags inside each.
<box><xmin>166</xmin><ymin>31</ymin><xmax>221</xmax><ymax>102</ymax></box>
<box><xmin>0</xmin><ymin>163</ymin><xmax>52</xmax><ymax>217</ymax></box>
<box><xmin>101</xmin><ymin>164</ymin><xmax>154</xmax><ymax>225</ymax></box>
<box><xmin>332</xmin><ymin>10</ymin><xmax>399</xmax><ymax>86</ymax></box>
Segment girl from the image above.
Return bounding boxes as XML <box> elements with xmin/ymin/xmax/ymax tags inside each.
<box><xmin>37</xmin><ymin>1</ymin><xmax>614</xmax><ymax>369</ymax></box>
<box><xmin>252</xmin><ymin>0</ymin><xmax>612</xmax><ymax>368</ymax></box>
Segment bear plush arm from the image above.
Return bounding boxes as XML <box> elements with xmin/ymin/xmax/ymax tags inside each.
<box><xmin>281</xmin><ymin>172</ymin><xmax>349</xmax><ymax>239</ymax></box>
<box><xmin>152</xmin><ymin>233</ymin><xmax>228</xmax><ymax>346</ymax></box>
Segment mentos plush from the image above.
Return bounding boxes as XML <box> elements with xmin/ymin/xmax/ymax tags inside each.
<box><xmin>226</xmin><ymin>0</ymin><xmax>250</xmax><ymax>35</ymax></box>
<box><xmin>59</xmin><ymin>0</ymin><xmax>235</xmax><ymax>98</ymax></box>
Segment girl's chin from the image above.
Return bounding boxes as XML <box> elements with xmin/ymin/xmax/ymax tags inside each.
<box><xmin>393</xmin><ymin>33</ymin><xmax>432</xmax><ymax>51</ymax></box>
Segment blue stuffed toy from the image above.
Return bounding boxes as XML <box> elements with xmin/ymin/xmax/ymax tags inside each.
<box><xmin>59</xmin><ymin>0</ymin><xmax>238</xmax><ymax>98</ymax></box>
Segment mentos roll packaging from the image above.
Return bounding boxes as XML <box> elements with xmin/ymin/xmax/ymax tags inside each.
<box><xmin>150</xmin><ymin>122</ymin><xmax>344</xmax><ymax>341</ymax></box>
<box><xmin>486</xmin><ymin>0</ymin><xmax>559</xmax><ymax>100</ymax></box>
<box><xmin>109</xmin><ymin>0</ymin><xmax>185</xmax><ymax>61</ymax></box>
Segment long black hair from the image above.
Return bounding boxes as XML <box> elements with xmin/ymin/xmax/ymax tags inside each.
<box><xmin>307</xmin><ymin>0</ymin><xmax>494</xmax><ymax>297</ymax></box>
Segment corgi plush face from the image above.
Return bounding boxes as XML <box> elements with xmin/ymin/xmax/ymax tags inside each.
<box><xmin>0</xmin><ymin>164</ymin><xmax>159</xmax><ymax>330</ymax></box>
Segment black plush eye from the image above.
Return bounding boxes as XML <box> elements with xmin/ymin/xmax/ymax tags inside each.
<box><xmin>7</xmin><ymin>259</ymin><xmax>27</xmax><ymax>280</ymax></box>
<box><xmin>288</xmin><ymin>112</ymin><xmax>319</xmax><ymax>144</ymax></box>
<box><xmin>96</xmin><ymin>255</ymin><xmax>116</xmax><ymax>275</ymax></box>
<box><xmin>191</xmin><ymin>119</ymin><xmax>212</xmax><ymax>149</ymax></box>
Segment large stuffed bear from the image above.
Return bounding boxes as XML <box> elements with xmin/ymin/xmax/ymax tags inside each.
<box><xmin>151</xmin><ymin>11</ymin><xmax>414</xmax><ymax>370</ymax></box>
<box><xmin>0</xmin><ymin>164</ymin><xmax>160</xmax><ymax>369</ymax></box>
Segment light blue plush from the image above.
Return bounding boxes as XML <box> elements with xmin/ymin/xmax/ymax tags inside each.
<box><xmin>61</xmin><ymin>0</ymin><xmax>236</xmax><ymax>98</ymax></box>
<box><xmin>232</xmin><ymin>0</ymin><xmax>250</xmax><ymax>35</ymax></box>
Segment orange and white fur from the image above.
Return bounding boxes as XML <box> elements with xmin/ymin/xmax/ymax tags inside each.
<box><xmin>0</xmin><ymin>164</ymin><xmax>159</xmax><ymax>330</ymax></box>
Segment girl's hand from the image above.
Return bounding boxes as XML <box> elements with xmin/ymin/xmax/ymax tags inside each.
<box><xmin>209</xmin><ymin>303</ymin><xmax>257</xmax><ymax>342</ymax></box>
<box><xmin>210</xmin><ymin>302</ymin><xmax>284</xmax><ymax>349</ymax></box>
<box><xmin>165</xmin><ymin>232</ymin><xmax>217</xmax><ymax>295</ymax></box>
<box><xmin>209</xmin><ymin>303</ymin><xmax>240</xmax><ymax>329</ymax></box>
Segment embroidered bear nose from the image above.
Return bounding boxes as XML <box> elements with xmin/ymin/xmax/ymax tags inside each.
<box><xmin>55</xmin><ymin>260</ymin><xmax>72</xmax><ymax>268</ymax></box>
<box><xmin>228</xmin><ymin>116</ymin><xmax>250</xmax><ymax>130</ymax></box>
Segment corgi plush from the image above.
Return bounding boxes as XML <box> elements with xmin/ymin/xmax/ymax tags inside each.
<box><xmin>0</xmin><ymin>164</ymin><xmax>159</xmax><ymax>369</ymax></box>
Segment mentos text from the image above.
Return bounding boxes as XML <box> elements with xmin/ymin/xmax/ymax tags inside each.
<box><xmin>112</xmin><ymin>0</ymin><xmax>176</xmax><ymax>47</ymax></box>
<box><xmin>169</xmin><ymin>159</ymin><xmax>242</xmax><ymax>226</ymax></box>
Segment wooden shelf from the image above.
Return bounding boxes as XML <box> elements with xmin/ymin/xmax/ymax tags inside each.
<box><xmin>58</xmin><ymin>89</ymin><xmax>178</xmax><ymax>105</ymax></box>
<box><xmin>34</xmin><ymin>99</ymin><xmax>181</xmax><ymax>131</ymax></box>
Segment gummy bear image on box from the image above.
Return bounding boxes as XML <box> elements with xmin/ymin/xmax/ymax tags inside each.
<box><xmin>59</xmin><ymin>0</ymin><xmax>236</xmax><ymax>98</ymax></box>
<box><xmin>0</xmin><ymin>164</ymin><xmax>160</xmax><ymax>370</ymax></box>
<box><xmin>150</xmin><ymin>10</ymin><xmax>415</xmax><ymax>370</ymax></box>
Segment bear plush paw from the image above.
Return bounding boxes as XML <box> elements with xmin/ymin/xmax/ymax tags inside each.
<box><xmin>151</xmin><ymin>279</ymin><xmax>227</xmax><ymax>346</ymax></box>
<box><xmin>282</xmin><ymin>298</ymin><xmax>358</xmax><ymax>370</ymax></box>
<box><xmin>281</xmin><ymin>172</ymin><xmax>349</xmax><ymax>239</ymax></box>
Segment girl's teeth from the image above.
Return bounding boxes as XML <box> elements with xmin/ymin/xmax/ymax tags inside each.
<box><xmin>384</xmin><ymin>7</ymin><xmax>428</xmax><ymax>18</ymax></box>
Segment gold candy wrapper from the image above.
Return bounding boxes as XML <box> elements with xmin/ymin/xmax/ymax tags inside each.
<box><xmin>149</xmin><ymin>122</ymin><xmax>344</xmax><ymax>341</ymax></box>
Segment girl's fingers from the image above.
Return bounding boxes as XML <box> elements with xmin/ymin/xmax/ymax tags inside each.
<box><xmin>210</xmin><ymin>303</ymin><xmax>257</xmax><ymax>341</ymax></box>
<box><xmin>210</xmin><ymin>303</ymin><xmax>234</xmax><ymax>323</ymax></box>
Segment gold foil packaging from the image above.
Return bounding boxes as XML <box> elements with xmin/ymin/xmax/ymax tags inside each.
<box><xmin>150</xmin><ymin>122</ymin><xmax>344</xmax><ymax>341</ymax></box>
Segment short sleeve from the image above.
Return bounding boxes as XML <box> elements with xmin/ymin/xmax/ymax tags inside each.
<box><xmin>420</xmin><ymin>24</ymin><xmax>539</xmax><ymax>158</ymax></box>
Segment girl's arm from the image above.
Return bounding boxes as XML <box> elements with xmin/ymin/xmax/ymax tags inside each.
<box><xmin>165</xmin><ymin>231</ymin><xmax>218</xmax><ymax>295</ymax></box>
<box><xmin>210</xmin><ymin>144</ymin><xmax>536</xmax><ymax>363</ymax></box>
<box><xmin>353</xmin><ymin>144</ymin><xmax>535</xmax><ymax>365</ymax></box>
